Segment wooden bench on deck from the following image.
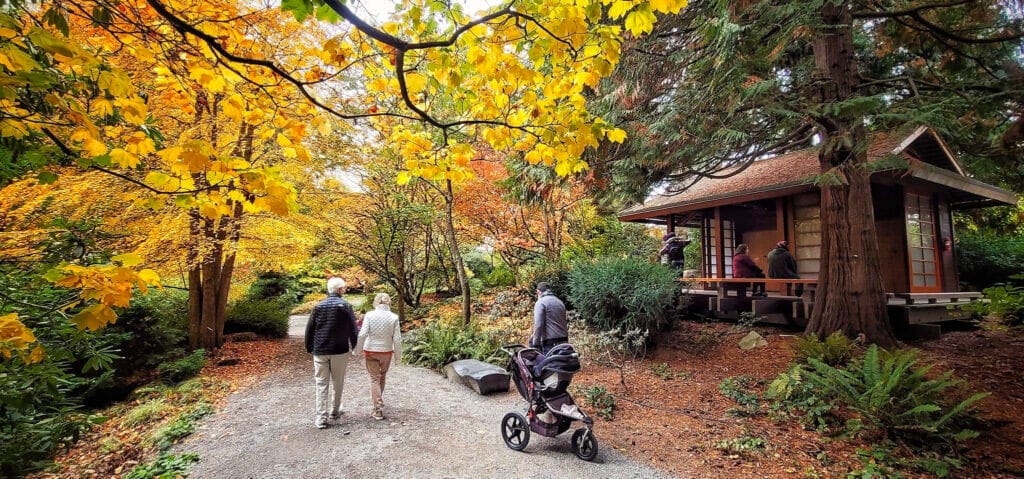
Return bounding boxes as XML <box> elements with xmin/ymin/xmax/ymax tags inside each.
<box><xmin>685</xmin><ymin>278</ymin><xmax>818</xmax><ymax>324</ymax></box>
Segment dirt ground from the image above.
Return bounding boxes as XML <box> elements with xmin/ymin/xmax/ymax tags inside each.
<box><xmin>572</xmin><ymin>321</ymin><xmax>1024</xmax><ymax>478</ymax></box>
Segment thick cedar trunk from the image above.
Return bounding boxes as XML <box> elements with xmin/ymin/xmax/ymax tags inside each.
<box><xmin>805</xmin><ymin>0</ymin><xmax>897</xmax><ymax>347</ymax></box>
<box><xmin>444</xmin><ymin>180</ymin><xmax>472</xmax><ymax>326</ymax></box>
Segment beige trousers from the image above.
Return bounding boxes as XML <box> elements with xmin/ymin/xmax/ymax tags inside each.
<box><xmin>364</xmin><ymin>353</ymin><xmax>392</xmax><ymax>415</ymax></box>
<box><xmin>313</xmin><ymin>354</ymin><xmax>349</xmax><ymax>423</ymax></box>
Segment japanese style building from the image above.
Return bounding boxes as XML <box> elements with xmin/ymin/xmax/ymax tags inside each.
<box><xmin>618</xmin><ymin>127</ymin><xmax>1018</xmax><ymax>333</ymax></box>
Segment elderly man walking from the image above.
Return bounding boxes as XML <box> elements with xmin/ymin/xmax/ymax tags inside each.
<box><xmin>305</xmin><ymin>277</ymin><xmax>359</xmax><ymax>429</ymax></box>
<box><xmin>530</xmin><ymin>282</ymin><xmax>568</xmax><ymax>354</ymax></box>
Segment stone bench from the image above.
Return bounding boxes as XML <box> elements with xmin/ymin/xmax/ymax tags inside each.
<box><xmin>443</xmin><ymin>359</ymin><xmax>510</xmax><ymax>395</ymax></box>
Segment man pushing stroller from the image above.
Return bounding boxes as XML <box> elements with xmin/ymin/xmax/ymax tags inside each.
<box><xmin>530</xmin><ymin>282</ymin><xmax>568</xmax><ymax>354</ymax></box>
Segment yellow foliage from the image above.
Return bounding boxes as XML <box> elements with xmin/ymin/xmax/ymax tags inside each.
<box><xmin>0</xmin><ymin>313</ymin><xmax>39</xmax><ymax>362</ymax></box>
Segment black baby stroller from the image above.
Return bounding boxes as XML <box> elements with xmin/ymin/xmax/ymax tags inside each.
<box><xmin>499</xmin><ymin>343</ymin><xmax>598</xmax><ymax>461</ymax></box>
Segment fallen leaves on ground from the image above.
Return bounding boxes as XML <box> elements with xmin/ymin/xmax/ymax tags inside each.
<box><xmin>30</xmin><ymin>338</ymin><xmax>292</xmax><ymax>479</ymax></box>
<box><xmin>574</xmin><ymin>321</ymin><xmax>1024</xmax><ymax>478</ymax></box>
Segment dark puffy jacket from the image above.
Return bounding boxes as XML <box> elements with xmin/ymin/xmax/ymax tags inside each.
<box><xmin>732</xmin><ymin>253</ymin><xmax>763</xmax><ymax>278</ymax></box>
<box><xmin>305</xmin><ymin>294</ymin><xmax>359</xmax><ymax>355</ymax></box>
<box><xmin>767</xmin><ymin>246</ymin><xmax>800</xmax><ymax>279</ymax></box>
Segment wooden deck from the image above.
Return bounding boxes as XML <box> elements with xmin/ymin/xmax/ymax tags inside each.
<box><xmin>680</xmin><ymin>279</ymin><xmax>983</xmax><ymax>334</ymax></box>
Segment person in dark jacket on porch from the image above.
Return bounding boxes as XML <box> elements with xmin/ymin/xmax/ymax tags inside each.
<box><xmin>767</xmin><ymin>240</ymin><xmax>803</xmax><ymax>296</ymax></box>
<box><xmin>530</xmin><ymin>282</ymin><xmax>568</xmax><ymax>354</ymax></box>
<box><xmin>305</xmin><ymin>277</ymin><xmax>359</xmax><ymax>429</ymax></box>
<box><xmin>733</xmin><ymin>244</ymin><xmax>766</xmax><ymax>297</ymax></box>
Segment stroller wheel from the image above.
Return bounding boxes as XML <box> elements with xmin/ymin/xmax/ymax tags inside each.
<box><xmin>571</xmin><ymin>428</ymin><xmax>598</xmax><ymax>461</ymax></box>
<box><xmin>501</xmin><ymin>412</ymin><xmax>530</xmax><ymax>451</ymax></box>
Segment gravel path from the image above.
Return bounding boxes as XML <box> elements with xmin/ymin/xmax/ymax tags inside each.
<box><xmin>176</xmin><ymin>316</ymin><xmax>673</xmax><ymax>479</ymax></box>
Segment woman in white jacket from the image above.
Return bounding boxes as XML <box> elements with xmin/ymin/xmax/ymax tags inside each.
<box><xmin>354</xmin><ymin>293</ymin><xmax>402</xmax><ymax>420</ymax></box>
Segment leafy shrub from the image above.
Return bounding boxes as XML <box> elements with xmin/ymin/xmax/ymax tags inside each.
<box><xmin>124</xmin><ymin>452</ymin><xmax>199</xmax><ymax>479</ymax></box>
<box><xmin>791</xmin><ymin>331</ymin><xmax>860</xmax><ymax>367</ymax></box>
<box><xmin>848</xmin><ymin>442</ymin><xmax>967</xmax><ymax>479</ymax></box>
<box><xmin>403</xmin><ymin>321</ymin><xmax>508</xmax><ymax>369</ymax></box>
<box><xmin>462</xmin><ymin>250</ymin><xmax>495</xmax><ymax>278</ymax></box>
<box><xmin>736</xmin><ymin>311</ymin><xmax>760</xmax><ymax>330</ymax></box>
<box><xmin>580</xmin><ymin>385</ymin><xmax>617</xmax><ymax>420</ymax></box>
<box><xmin>801</xmin><ymin>345</ymin><xmax>987</xmax><ymax>446</ymax></box>
<box><xmin>111</xmin><ymin>289</ymin><xmax>189</xmax><ymax>368</ymax></box>
<box><xmin>0</xmin><ymin>360</ymin><xmax>96</xmax><ymax>477</ymax></box>
<box><xmin>650</xmin><ymin>362</ymin><xmax>673</xmax><ymax>380</ymax></box>
<box><xmin>765</xmin><ymin>365</ymin><xmax>835</xmax><ymax>432</ymax></box>
<box><xmin>77</xmin><ymin>290</ymin><xmax>192</xmax><ymax>405</ymax></box>
<box><xmin>487</xmin><ymin>289</ymin><xmax>533</xmax><ymax>321</ymax></box>
<box><xmin>960</xmin><ymin>278</ymin><xmax>1024</xmax><ymax>327</ymax></box>
<box><xmin>570</xmin><ymin>319</ymin><xmax>648</xmax><ymax>385</ymax></box>
<box><xmin>245</xmin><ymin>271</ymin><xmax>320</xmax><ymax>307</ymax></box>
<box><xmin>157</xmin><ymin>349</ymin><xmax>207</xmax><ymax>384</ymax></box>
<box><xmin>468</xmin><ymin>277</ymin><xmax>485</xmax><ymax>294</ymax></box>
<box><xmin>520</xmin><ymin>258</ymin><xmax>572</xmax><ymax>306</ymax></box>
<box><xmin>956</xmin><ymin>231</ymin><xmax>1024</xmax><ymax>289</ymax></box>
<box><xmin>718</xmin><ymin>376</ymin><xmax>761</xmax><ymax>417</ymax></box>
<box><xmin>714</xmin><ymin>435</ymin><xmax>767</xmax><ymax>455</ymax></box>
<box><xmin>225</xmin><ymin>299</ymin><xmax>290</xmax><ymax>337</ymax></box>
<box><xmin>568</xmin><ymin>257</ymin><xmax>677</xmax><ymax>335</ymax></box>
<box><xmin>483</xmin><ymin>266</ymin><xmax>515</xmax><ymax>288</ymax></box>
<box><xmin>563</xmin><ymin>214</ymin><xmax>660</xmax><ymax>262</ymax></box>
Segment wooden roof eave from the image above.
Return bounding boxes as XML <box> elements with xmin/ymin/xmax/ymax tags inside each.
<box><xmin>618</xmin><ymin>182</ymin><xmax>817</xmax><ymax>222</ymax></box>
<box><xmin>907</xmin><ymin>160</ymin><xmax>1018</xmax><ymax>207</ymax></box>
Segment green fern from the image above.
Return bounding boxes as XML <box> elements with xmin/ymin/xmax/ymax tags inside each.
<box><xmin>791</xmin><ymin>331</ymin><xmax>860</xmax><ymax>367</ymax></box>
<box><xmin>802</xmin><ymin>345</ymin><xmax>988</xmax><ymax>446</ymax></box>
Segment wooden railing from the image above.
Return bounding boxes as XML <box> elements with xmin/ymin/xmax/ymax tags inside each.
<box><xmin>683</xmin><ymin>277</ymin><xmax>818</xmax><ymax>297</ymax></box>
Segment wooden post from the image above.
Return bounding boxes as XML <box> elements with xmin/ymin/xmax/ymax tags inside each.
<box><xmin>667</xmin><ymin>214</ymin><xmax>676</xmax><ymax>234</ymax></box>
<box><xmin>714</xmin><ymin>207</ymin><xmax>724</xmax><ymax>279</ymax></box>
<box><xmin>775</xmin><ymin>197</ymin><xmax>786</xmax><ymax>295</ymax></box>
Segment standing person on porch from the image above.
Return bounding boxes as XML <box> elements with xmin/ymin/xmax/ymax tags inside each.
<box><xmin>530</xmin><ymin>282</ymin><xmax>568</xmax><ymax>354</ymax></box>
<box><xmin>733</xmin><ymin>244</ymin><xmax>767</xmax><ymax>297</ymax></box>
<box><xmin>305</xmin><ymin>277</ymin><xmax>359</xmax><ymax>429</ymax></box>
<box><xmin>354</xmin><ymin>293</ymin><xmax>402</xmax><ymax>421</ymax></box>
<box><xmin>767</xmin><ymin>240</ymin><xmax>803</xmax><ymax>296</ymax></box>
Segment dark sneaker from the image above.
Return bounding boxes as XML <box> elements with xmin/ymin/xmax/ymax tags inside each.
<box><xmin>316</xmin><ymin>420</ymin><xmax>328</xmax><ymax>429</ymax></box>
<box><xmin>330</xmin><ymin>410</ymin><xmax>344</xmax><ymax>421</ymax></box>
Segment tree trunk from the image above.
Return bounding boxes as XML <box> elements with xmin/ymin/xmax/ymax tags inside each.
<box><xmin>805</xmin><ymin>0</ymin><xmax>897</xmax><ymax>347</ymax></box>
<box><xmin>393</xmin><ymin>249</ymin><xmax>408</xmax><ymax>322</ymax></box>
<box><xmin>215</xmin><ymin>249</ymin><xmax>235</xmax><ymax>346</ymax></box>
<box><xmin>187</xmin><ymin>210</ymin><xmax>206</xmax><ymax>349</ymax></box>
<box><xmin>444</xmin><ymin>180</ymin><xmax>472</xmax><ymax>326</ymax></box>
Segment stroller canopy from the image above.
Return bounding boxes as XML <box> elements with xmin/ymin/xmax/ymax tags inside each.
<box><xmin>533</xmin><ymin>343</ymin><xmax>581</xmax><ymax>377</ymax></box>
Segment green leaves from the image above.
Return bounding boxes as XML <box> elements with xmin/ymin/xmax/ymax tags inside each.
<box><xmin>281</xmin><ymin>0</ymin><xmax>319</xmax><ymax>22</ymax></box>
<box><xmin>41</xmin><ymin>7</ymin><xmax>69</xmax><ymax>36</ymax></box>
<box><xmin>281</xmin><ymin>0</ymin><xmax>313</xmax><ymax>21</ymax></box>
<box><xmin>315</xmin><ymin>4</ymin><xmax>342</xmax><ymax>23</ymax></box>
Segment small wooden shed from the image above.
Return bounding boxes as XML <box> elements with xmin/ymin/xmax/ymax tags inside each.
<box><xmin>618</xmin><ymin>127</ymin><xmax>1018</xmax><ymax>330</ymax></box>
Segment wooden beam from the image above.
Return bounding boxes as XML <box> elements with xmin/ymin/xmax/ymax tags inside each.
<box><xmin>617</xmin><ymin>184</ymin><xmax>817</xmax><ymax>222</ymax></box>
<box><xmin>908</xmin><ymin>161</ymin><xmax>1018</xmax><ymax>205</ymax></box>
